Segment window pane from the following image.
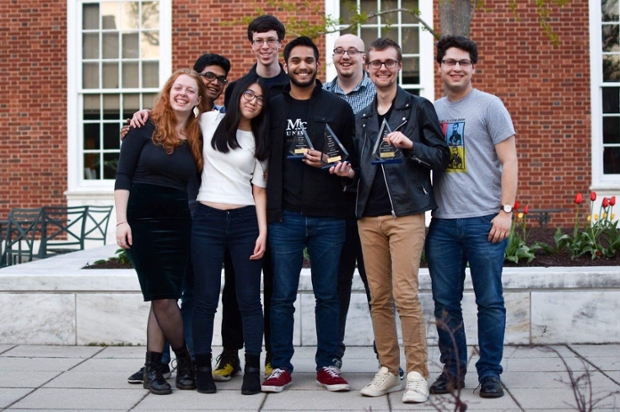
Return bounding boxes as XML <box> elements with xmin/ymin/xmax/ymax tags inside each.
<box><xmin>143</xmin><ymin>93</ymin><xmax>157</xmax><ymax>109</ymax></box>
<box><xmin>603</xmin><ymin>55</ymin><xmax>620</xmax><ymax>82</ymax></box>
<box><xmin>402</xmin><ymin>56</ymin><xmax>420</xmax><ymax>84</ymax></box>
<box><xmin>604</xmin><ymin>146</ymin><xmax>620</xmax><ymax>173</ymax></box>
<box><xmin>141</xmin><ymin>31</ymin><xmax>159</xmax><ymax>58</ymax></box>
<box><xmin>122</xmin><ymin>62</ymin><xmax>139</xmax><ymax>88</ymax></box>
<box><xmin>603</xmin><ymin>24</ymin><xmax>619</xmax><ymax>52</ymax></box>
<box><xmin>83</xmin><ymin>33</ymin><xmax>99</xmax><ymax>59</ymax></box>
<box><xmin>83</xmin><ymin>123</ymin><xmax>100</xmax><ymax>150</ymax></box>
<box><xmin>382</xmin><ymin>0</ymin><xmax>398</xmax><ymax>20</ymax></box>
<box><xmin>103</xmin><ymin>32</ymin><xmax>119</xmax><ymax>59</ymax></box>
<box><xmin>402</xmin><ymin>0</ymin><xmax>420</xmax><ymax>24</ymax></box>
<box><xmin>379</xmin><ymin>26</ymin><xmax>398</xmax><ymax>40</ymax></box>
<box><xmin>83</xmin><ymin>4</ymin><xmax>100</xmax><ymax>30</ymax></box>
<box><xmin>104</xmin><ymin>123</ymin><xmax>121</xmax><ymax>149</ymax></box>
<box><xmin>361</xmin><ymin>0</ymin><xmax>376</xmax><ymax>14</ymax></box>
<box><xmin>404</xmin><ymin>88</ymin><xmax>420</xmax><ymax>96</ymax></box>
<box><xmin>603</xmin><ymin>87</ymin><xmax>620</xmax><ymax>113</ymax></box>
<box><xmin>602</xmin><ymin>0</ymin><xmax>619</xmax><ymax>22</ymax></box>
<box><xmin>83</xmin><ymin>63</ymin><xmax>99</xmax><ymax>89</ymax></box>
<box><xmin>102</xmin><ymin>62</ymin><xmax>119</xmax><ymax>88</ymax></box>
<box><xmin>84</xmin><ymin>153</ymin><xmax>100</xmax><ymax>180</ymax></box>
<box><xmin>84</xmin><ymin>95</ymin><xmax>100</xmax><ymax>120</ymax></box>
<box><xmin>120</xmin><ymin>1</ymin><xmax>140</xmax><ymax>30</ymax></box>
<box><xmin>101</xmin><ymin>2</ymin><xmax>120</xmax><ymax>29</ymax></box>
<box><xmin>123</xmin><ymin>94</ymin><xmax>141</xmax><ymax>119</ymax></box>
<box><xmin>122</xmin><ymin>32</ymin><xmax>140</xmax><ymax>58</ymax></box>
<box><xmin>402</xmin><ymin>26</ymin><xmax>419</xmax><ymax>53</ymax></box>
<box><xmin>142</xmin><ymin>62</ymin><xmax>159</xmax><ymax>88</ymax></box>
<box><xmin>603</xmin><ymin>116</ymin><xmax>620</xmax><ymax>143</ymax></box>
<box><xmin>340</xmin><ymin>0</ymin><xmax>356</xmax><ymax>23</ymax></box>
<box><xmin>142</xmin><ymin>2</ymin><xmax>159</xmax><ymax>29</ymax></box>
<box><xmin>103</xmin><ymin>153</ymin><xmax>120</xmax><ymax>179</ymax></box>
<box><xmin>103</xmin><ymin>95</ymin><xmax>120</xmax><ymax>120</ymax></box>
<box><xmin>361</xmin><ymin>27</ymin><xmax>379</xmax><ymax>50</ymax></box>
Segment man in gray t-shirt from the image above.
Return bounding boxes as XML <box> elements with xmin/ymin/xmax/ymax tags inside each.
<box><xmin>426</xmin><ymin>36</ymin><xmax>518</xmax><ymax>399</ymax></box>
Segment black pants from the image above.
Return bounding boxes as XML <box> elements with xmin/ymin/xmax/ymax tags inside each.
<box><xmin>221</xmin><ymin>247</ymin><xmax>273</xmax><ymax>353</ymax></box>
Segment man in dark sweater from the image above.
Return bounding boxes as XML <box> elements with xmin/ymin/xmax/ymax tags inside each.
<box><xmin>214</xmin><ymin>15</ymin><xmax>288</xmax><ymax>382</ymax></box>
<box><xmin>260</xmin><ymin>36</ymin><xmax>357</xmax><ymax>394</ymax></box>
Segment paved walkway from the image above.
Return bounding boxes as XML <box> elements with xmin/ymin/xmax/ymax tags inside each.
<box><xmin>0</xmin><ymin>344</ymin><xmax>619</xmax><ymax>411</ymax></box>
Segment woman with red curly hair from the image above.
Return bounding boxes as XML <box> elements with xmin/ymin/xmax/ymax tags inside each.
<box><xmin>114</xmin><ymin>68</ymin><xmax>207</xmax><ymax>395</ymax></box>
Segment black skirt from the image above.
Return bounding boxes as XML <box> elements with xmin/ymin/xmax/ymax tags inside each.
<box><xmin>126</xmin><ymin>183</ymin><xmax>191</xmax><ymax>301</ymax></box>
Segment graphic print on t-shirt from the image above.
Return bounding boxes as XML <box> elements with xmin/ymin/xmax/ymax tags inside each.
<box><xmin>440</xmin><ymin>120</ymin><xmax>466</xmax><ymax>172</ymax></box>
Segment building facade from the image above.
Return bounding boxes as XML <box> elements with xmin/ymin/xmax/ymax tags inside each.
<box><xmin>0</xmin><ymin>0</ymin><xmax>609</xmax><ymax>231</ymax></box>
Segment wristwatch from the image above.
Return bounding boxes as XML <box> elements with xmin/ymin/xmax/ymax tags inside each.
<box><xmin>501</xmin><ymin>204</ymin><xmax>513</xmax><ymax>213</ymax></box>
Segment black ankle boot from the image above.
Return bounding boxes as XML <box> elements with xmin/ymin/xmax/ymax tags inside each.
<box><xmin>241</xmin><ymin>354</ymin><xmax>261</xmax><ymax>395</ymax></box>
<box><xmin>143</xmin><ymin>352</ymin><xmax>172</xmax><ymax>395</ymax></box>
<box><xmin>173</xmin><ymin>345</ymin><xmax>196</xmax><ymax>390</ymax></box>
<box><xmin>195</xmin><ymin>354</ymin><xmax>216</xmax><ymax>394</ymax></box>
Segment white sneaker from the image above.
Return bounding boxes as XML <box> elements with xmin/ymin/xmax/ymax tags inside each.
<box><xmin>402</xmin><ymin>371</ymin><xmax>429</xmax><ymax>403</ymax></box>
<box><xmin>360</xmin><ymin>366</ymin><xmax>402</xmax><ymax>397</ymax></box>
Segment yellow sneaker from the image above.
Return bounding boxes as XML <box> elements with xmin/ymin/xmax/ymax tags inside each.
<box><xmin>212</xmin><ymin>349</ymin><xmax>240</xmax><ymax>382</ymax></box>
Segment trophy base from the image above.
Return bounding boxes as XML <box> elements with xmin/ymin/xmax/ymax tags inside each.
<box><xmin>372</xmin><ymin>159</ymin><xmax>403</xmax><ymax>165</ymax></box>
<box><xmin>287</xmin><ymin>155</ymin><xmax>306</xmax><ymax>160</ymax></box>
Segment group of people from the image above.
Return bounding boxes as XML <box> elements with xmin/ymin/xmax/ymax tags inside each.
<box><xmin>114</xmin><ymin>14</ymin><xmax>518</xmax><ymax>403</ymax></box>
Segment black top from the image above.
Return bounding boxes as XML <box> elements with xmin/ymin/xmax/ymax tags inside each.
<box><xmin>115</xmin><ymin>121</ymin><xmax>198</xmax><ymax>191</ymax></box>
<box><xmin>282</xmin><ymin>98</ymin><xmax>311</xmax><ymax>212</ymax></box>
<box><xmin>266</xmin><ymin>80</ymin><xmax>358</xmax><ymax>222</ymax></box>
<box><xmin>363</xmin><ymin>107</ymin><xmax>393</xmax><ymax>217</ymax></box>
<box><xmin>224</xmin><ymin>63</ymin><xmax>290</xmax><ymax>109</ymax></box>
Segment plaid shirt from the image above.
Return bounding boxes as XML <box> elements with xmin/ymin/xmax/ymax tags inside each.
<box><xmin>323</xmin><ymin>71</ymin><xmax>376</xmax><ymax>115</ymax></box>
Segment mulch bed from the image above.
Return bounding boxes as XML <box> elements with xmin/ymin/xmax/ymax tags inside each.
<box><xmin>83</xmin><ymin>227</ymin><xmax>620</xmax><ymax>269</ymax></box>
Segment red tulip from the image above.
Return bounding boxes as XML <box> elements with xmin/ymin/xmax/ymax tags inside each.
<box><xmin>575</xmin><ymin>193</ymin><xmax>583</xmax><ymax>204</ymax></box>
<box><xmin>590</xmin><ymin>191</ymin><xmax>597</xmax><ymax>201</ymax></box>
<box><xmin>523</xmin><ymin>205</ymin><xmax>529</xmax><ymax>214</ymax></box>
<box><xmin>611</xmin><ymin>196</ymin><xmax>616</xmax><ymax>206</ymax></box>
<box><xmin>603</xmin><ymin>197</ymin><xmax>610</xmax><ymax>208</ymax></box>
<box><xmin>513</xmin><ymin>201</ymin><xmax>520</xmax><ymax>212</ymax></box>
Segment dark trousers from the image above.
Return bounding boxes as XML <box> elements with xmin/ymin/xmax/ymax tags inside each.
<box><xmin>222</xmin><ymin>246</ymin><xmax>273</xmax><ymax>353</ymax></box>
<box><xmin>336</xmin><ymin>214</ymin><xmax>371</xmax><ymax>359</ymax></box>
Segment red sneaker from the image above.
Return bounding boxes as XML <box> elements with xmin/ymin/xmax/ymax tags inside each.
<box><xmin>316</xmin><ymin>366</ymin><xmax>350</xmax><ymax>392</ymax></box>
<box><xmin>261</xmin><ymin>368</ymin><xmax>292</xmax><ymax>393</ymax></box>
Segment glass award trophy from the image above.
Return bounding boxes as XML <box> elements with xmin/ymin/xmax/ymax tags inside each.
<box><xmin>372</xmin><ymin>118</ymin><xmax>402</xmax><ymax>165</ymax></box>
<box><xmin>287</xmin><ymin>122</ymin><xmax>315</xmax><ymax>159</ymax></box>
<box><xmin>321</xmin><ymin>124</ymin><xmax>349</xmax><ymax>169</ymax></box>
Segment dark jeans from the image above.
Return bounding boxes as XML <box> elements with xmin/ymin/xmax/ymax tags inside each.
<box><xmin>425</xmin><ymin>215</ymin><xmax>507</xmax><ymax>381</ymax></box>
<box><xmin>221</xmin><ymin>248</ymin><xmax>273</xmax><ymax>353</ymax></box>
<box><xmin>269</xmin><ymin>210</ymin><xmax>345</xmax><ymax>372</ymax></box>
<box><xmin>335</xmin><ymin>215</ymin><xmax>370</xmax><ymax>360</ymax></box>
<box><xmin>192</xmin><ymin>204</ymin><xmax>264</xmax><ymax>357</ymax></box>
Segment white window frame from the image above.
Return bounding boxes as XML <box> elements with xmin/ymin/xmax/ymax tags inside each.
<box><xmin>66</xmin><ymin>0</ymin><xmax>172</xmax><ymax>201</ymax></box>
<box><xmin>324</xmin><ymin>0</ymin><xmax>435</xmax><ymax>101</ymax></box>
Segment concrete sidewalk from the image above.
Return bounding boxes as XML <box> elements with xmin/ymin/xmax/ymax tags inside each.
<box><xmin>0</xmin><ymin>344</ymin><xmax>619</xmax><ymax>411</ymax></box>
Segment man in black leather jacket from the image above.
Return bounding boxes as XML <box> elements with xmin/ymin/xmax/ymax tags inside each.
<box><xmin>333</xmin><ymin>38</ymin><xmax>448</xmax><ymax>404</ymax></box>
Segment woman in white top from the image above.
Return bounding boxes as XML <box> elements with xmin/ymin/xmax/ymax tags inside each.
<box><xmin>191</xmin><ymin>73</ymin><xmax>269</xmax><ymax>396</ymax></box>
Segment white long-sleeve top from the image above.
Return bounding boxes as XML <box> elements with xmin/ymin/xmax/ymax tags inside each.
<box><xmin>197</xmin><ymin>111</ymin><xmax>267</xmax><ymax>205</ymax></box>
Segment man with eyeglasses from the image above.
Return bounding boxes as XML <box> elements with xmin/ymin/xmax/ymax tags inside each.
<box><xmin>215</xmin><ymin>14</ymin><xmax>289</xmax><ymax>384</ymax></box>
<box><xmin>333</xmin><ymin>37</ymin><xmax>448</xmax><ymax>403</ymax></box>
<box><xmin>426</xmin><ymin>35</ymin><xmax>517</xmax><ymax>399</ymax></box>
<box><xmin>122</xmin><ymin>52</ymin><xmax>231</xmax><ymax>385</ymax></box>
<box><xmin>260</xmin><ymin>36</ymin><xmax>357</xmax><ymax>394</ymax></box>
<box><xmin>322</xmin><ymin>33</ymin><xmax>376</xmax><ymax>374</ymax></box>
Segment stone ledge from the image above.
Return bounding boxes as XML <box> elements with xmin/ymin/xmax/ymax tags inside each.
<box><xmin>1</xmin><ymin>245</ymin><xmax>619</xmax><ymax>345</ymax></box>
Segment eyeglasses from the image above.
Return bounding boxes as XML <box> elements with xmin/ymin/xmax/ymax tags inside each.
<box><xmin>199</xmin><ymin>71</ymin><xmax>228</xmax><ymax>86</ymax></box>
<box><xmin>252</xmin><ymin>38</ymin><xmax>280</xmax><ymax>48</ymax></box>
<box><xmin>333</xmin><ymin>48</ymin><xmax>363</xmax><ymax>56</ymax></box>
<box><xmin>367</xmin><ymin>59</ymin><xmax>400</xmax><ymax>70</ymax></box>
<box><xmin>242</xmin><ymin>90</ymin><xmax>264</xmax><ymax>106</ymax></box>
<box><xmin>441</xmin><ymin>59</ymin><xmax>473</xmax><ymax>67</ymax></box>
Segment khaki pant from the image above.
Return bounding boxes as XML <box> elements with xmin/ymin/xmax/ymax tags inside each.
<box><xmin>358</xmin><ymin>213</ymin><xmax>428</xmax><ymax>377</ymax></box>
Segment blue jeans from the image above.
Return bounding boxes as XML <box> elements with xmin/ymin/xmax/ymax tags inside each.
<box><xmin>425</xmin><ymin>215</ymin><xmax>507</xmax><ymax>382</ymax></box>
<box><xmin>269</xmin><ymin>210</ymin><xmax>345</xmax><ymax>372</ymax></box>
<box><xmin>192</xmin><ymin>204</ymin><xmax>264</xmax><ymax>357</ymax></box>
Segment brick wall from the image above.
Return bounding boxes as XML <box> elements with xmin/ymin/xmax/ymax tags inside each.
<box><xmin>0</xmin><ymin>0</ymin><xmax>589</xmax><ymax>229</ymax></box>
<box><xmin>434</xmin><ymin>0</ymin><xmax>591</xmax><ymax>226</ymax></box>
<box><xmin>0</xmin><ymin>0</ymin><xmax>68</xmax><ymax>218</ymax></box>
